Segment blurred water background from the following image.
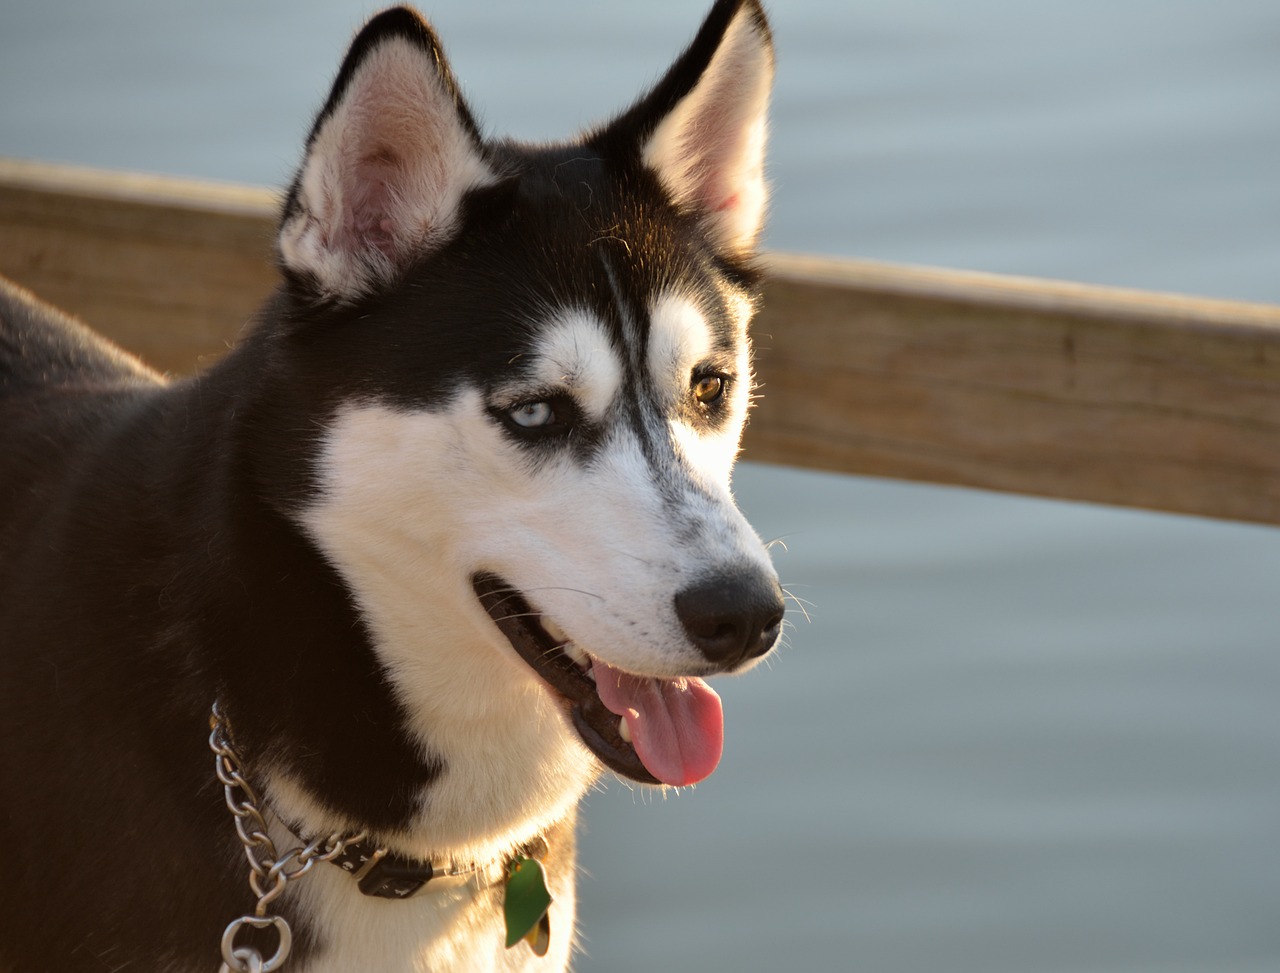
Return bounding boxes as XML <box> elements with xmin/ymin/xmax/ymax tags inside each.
<box><xmin>2</xmin><ymin>2</ymin><xmax>1278</xmax><ymax>970</ymax></box>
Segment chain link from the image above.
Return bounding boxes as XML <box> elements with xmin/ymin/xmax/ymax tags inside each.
<box><xmin>210</xmin><ymin>701</ymin><xmax>366</xmax><ymax>973</ymax></box>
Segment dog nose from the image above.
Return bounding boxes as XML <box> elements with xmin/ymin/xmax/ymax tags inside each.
<box><xmin>675</xmin><ymin>570</ymin><xmax>785</xmax><ymax>669</ymax></box>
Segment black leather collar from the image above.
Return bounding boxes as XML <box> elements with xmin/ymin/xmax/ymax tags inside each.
<box><xmin>327</xmin><ymin>835</ymin><xmax>549</xmax><ymax>899</ymax></box>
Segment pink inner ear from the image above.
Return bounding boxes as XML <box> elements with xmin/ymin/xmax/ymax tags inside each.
<box><xmin>682</xmin><ymin>99</ymin><xmax>739</xmax><ymax>193</ymax></box>
<box><xmin>713</xmin><ymin>192</ymin><xmax>741</xmax><ymax>213</ymax></box>
<box><xmin>279</xmin><ymin>32</ymin><xmax>496</xmax><ymax>296</ymax></box>
<box><xmin>346</xmin><ymin>150</ymin><xmax>403</xmax><ymax>259</ymax></box>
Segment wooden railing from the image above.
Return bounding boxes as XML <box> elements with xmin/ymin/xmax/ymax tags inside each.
<box><xmin>3</xmin><ymin>157</ymin><xmax>1278</xmax><ymax>525</ymax></box>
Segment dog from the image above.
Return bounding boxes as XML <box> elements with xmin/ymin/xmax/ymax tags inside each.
<box><xmin>0</xmin><ymin>2</ymin><xmax>780</xmax><ymax>970</ymax></box>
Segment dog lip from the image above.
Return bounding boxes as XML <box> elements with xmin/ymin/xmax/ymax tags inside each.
<box><xmin>471</xmin><ymin>572</ymin><xmax>660</xmax><ymax>785</ymax></box>
<box><xmin>471</xmin><ymin>573</ymin><xmax>596</xmax><ymax>703</ymax></box>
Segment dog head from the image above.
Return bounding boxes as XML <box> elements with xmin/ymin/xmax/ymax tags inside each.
<box><xmin>266</xmin><ymin>1</ymin><xmax>779</xmax><ymax>841</ymax></box>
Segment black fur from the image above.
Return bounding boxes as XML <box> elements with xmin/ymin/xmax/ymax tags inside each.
<box><xmin>0</xmin><ymin>2</ymin><xmax>771</xmax><ymax>968</ymax></box>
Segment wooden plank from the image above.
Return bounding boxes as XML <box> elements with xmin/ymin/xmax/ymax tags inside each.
<box><xmin>751</xmin><ymin>254</ymin><xmax>1280</xmax><ymax>524</ymax></box>
<box><xmin>0</xmin><ymin>158</ymin><xmax>278</xmax><ymax>374</ymax></box>
<box><xmin>2</xmin><ymin>158</ymin><xmax>1279</xmax><ymax>524</ymax></box>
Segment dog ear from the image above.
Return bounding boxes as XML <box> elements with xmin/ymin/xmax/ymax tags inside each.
<box><xmin>278</xmin><ymin>7</ymin><xmax>495</xmax><ymax>299</ymax></box>
<box><xmin>592</xmin><ymin>0</ymin><xmax>774</xmax><ymax>259</ymax></box>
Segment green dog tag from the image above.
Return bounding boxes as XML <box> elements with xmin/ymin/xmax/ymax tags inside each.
<box><xmin>504</xmin><ymin>857</ymin><xmax>553</xmax><ymax>954</ymax></box>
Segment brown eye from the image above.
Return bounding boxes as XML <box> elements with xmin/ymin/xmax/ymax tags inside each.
<box><xmin>692</xmin><ymin>374</ymin><xmax>725</xmax><ymax>404</ymax></box>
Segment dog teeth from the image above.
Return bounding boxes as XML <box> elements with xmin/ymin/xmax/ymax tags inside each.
<box><xmin>539</xmin><ymin>617</ymin><xmax>595</xmax><ymax>673</ymax></box>
<box><xmin>618</xmin><ymin>717</ymin><xmax>632</xmax><ymax>744</ymax></box>
<box><xmin>562</xmin><ymin>641</ymin><xmax>590</xmax><ymax>670</ymax></box>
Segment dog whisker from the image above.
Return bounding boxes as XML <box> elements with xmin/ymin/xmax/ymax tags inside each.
<box><xmin>600</xmin><ymin>545</ymin><xmax>656</xmax><ymax>568</ymax></box>
<box><xmin>500</xmin><ymin>585</ymin><xmax>606</xmax><ymax>604</ymax></box>
<box><xmin>487</xmin><ymin>610</ymin><xmax>544</xmax><ymax>625</ymax></box>
<box><xmin>780</xmin><ymin>585</ymin><xmax>813</xmax><ymax>624</ymax></box>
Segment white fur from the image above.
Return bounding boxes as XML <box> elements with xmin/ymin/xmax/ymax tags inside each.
<box><xmin>295</xmin><ymin>398</ymin><xmax>596</xmax><ymax>861</ymax></box>
<box><xmin>647</xmin><ymin>292</ymin><xmax>753</xmax><ymax>482</ymax></box>
<box><xmin>495</xmin><ymin>310</ymin><xmax>624</xmax><ymax>422</ymax></box>
<box><xmin>641</xmin><ymin>6</ymin><xmax>774</xmax><ymax>254</ymax></box>
<box><xmin>279</xmin><ymin>36</ymin><xmax>496</xmax><ymax>298</ymax></box>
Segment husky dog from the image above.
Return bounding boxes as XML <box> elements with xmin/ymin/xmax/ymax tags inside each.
<box><xmin>0</xmin><ymin>2</ymin><xmax>781</xmax><ymax>970</ymax></box>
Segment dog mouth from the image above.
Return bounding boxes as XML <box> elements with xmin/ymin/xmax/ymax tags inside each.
<box><xmin>472</xmin><ymin>573</ymin><xmax>724</xmax><ymax>787</ymax></box>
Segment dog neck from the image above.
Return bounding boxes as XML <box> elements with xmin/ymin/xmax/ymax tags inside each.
<box><xmin>210</xmin><ymin>700</ymin><xmax>555</xmax><ymax>957</ymax></box>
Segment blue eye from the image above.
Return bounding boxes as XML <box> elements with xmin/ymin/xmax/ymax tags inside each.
<box><xmin>508</xmin><ymin>401</ymin><xmax>556</xmax><ymax>428</ymax></box>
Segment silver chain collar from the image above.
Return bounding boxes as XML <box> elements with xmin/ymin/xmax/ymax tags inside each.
<box><xmin>208</xmin><ymin>701</ymin><xmax>550</xmax><ymax>970</ymax></box>
<box><xmin>210</xmin><ymin>701</ymin><xmax>366</xmax><ymax>973</ymax></box>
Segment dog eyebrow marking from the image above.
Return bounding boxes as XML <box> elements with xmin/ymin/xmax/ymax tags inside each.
<box><xmin>525</xmin><ymin>309</ymin><xmax>623</xmax><ymax>422</ymax></box>
<box><xmin>647</xmin><ymin>292</ymin><xmax>712</xmax><ymax>400</ymax></box>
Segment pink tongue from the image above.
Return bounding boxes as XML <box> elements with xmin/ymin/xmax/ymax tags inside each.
<box><xmin>592</xmin><ymin>662</ymin><xmax>724</xmax><ymax>786</ymax></box>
